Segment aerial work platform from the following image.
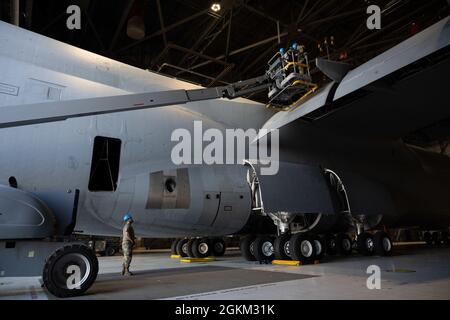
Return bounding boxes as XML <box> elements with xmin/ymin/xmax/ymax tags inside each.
<box><xmin>266</xmin><ymin>44</ymin><xmax>318</xmax><ymax>110</ymax></box>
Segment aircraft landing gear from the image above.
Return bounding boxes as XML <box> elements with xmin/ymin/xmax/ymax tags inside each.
<box><xmin>373</xmin><ymin>231</ymin><xmax>393</xmax><ymax>256</ymax></box>
<box><xmin>191</xmin><ymin>238</ymin><xmax>211</xmax><ymax>258</ymax></box>
<box><xmin>210</xmin><ymin>238</ymin><xmax>226</xmax><ymax>256</ymax></box>
<box><xmin>176</xmin><ymin>238</ymin><xmax>189</xmax><ymax>257</ymax></box>
<box><xmin>356</xmin><ymin>232</ymin><xmax>375</xmax><ymax>256</ymax></box>
<box><xmin>290</xmin><ymin>234</ymin><xmax>317</xmax><ymax>264</ymax></box>
<box><xmin>252</xmin><ymin>236</ymin><xmax>275</xmax><ymax>262</ymax></box>
<box><xmin>274</xmin><ymin>233</ymin><xmax>291</xmax><ymax>260</ymax></box>
<box><xmin>240</xmin><ymin>235</ymin><xmax>257</xmax><ymax>261</ymax></box>
<box><xmin>311</xmin><ymin>235</ymin><xmax>325</xmax><ymax>260</ymax></box>
<box><xmin>171</xmin><ymin>237</ymin><xmax>227</xmax><ymax>258</ymax></box>
<box><xmin>335</xmin><ymin>233</ymin><xmax>353</xmax><ymax>256</ymax></box>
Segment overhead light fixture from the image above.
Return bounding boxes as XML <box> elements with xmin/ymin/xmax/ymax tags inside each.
<box><xmin>211</xmin><ymin>3</ymin><xmax>221</xmax><ymax>12</ymax></box>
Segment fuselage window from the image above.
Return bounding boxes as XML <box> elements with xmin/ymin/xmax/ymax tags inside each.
<box><xmin>88</xmin><ymin>136</ymin><xmax>122</xmax><ymax>192</ymax></box>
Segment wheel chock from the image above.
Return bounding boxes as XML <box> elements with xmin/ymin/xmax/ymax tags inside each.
<box><xmin>170</xmin><ymin>254</ymin><xmax>180</xmax><ymax>259</ymax></box>
<box><xmin>272</xmin><ymin>260</ymin><xmax>302</xmax><ymax>266</ymax></box>
<box><xmin>272</xmin><ymin>260</ymin><xmax>320</xmax><ymax>266</ymax></box>
<box><xmin>180</xmin><ymin>257</ymin><xmax>215</xmax><ymax>263</ymax></box>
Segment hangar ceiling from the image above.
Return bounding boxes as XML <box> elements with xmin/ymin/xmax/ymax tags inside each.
<box><xmin>0</xmin><ymin>0</ymin><xmax>449</xmax><ymax>154</ymax></box>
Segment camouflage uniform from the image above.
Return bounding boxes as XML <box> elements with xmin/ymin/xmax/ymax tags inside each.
<box><xmin>121</xmin><ymin>221</ymin><xmax>135</xmax><ymax>275</ymax></box>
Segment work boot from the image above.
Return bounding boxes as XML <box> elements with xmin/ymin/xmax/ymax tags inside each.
<box><xmin>123</xmin><ymin>267</ymin><xmax>133</xmax><ymax>276</ymax></box>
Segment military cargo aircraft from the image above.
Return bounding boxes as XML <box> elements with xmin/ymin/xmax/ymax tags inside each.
<box><xmin>0</xmin><ymin>16</ymin><xmax>449</xmax><ymax>297</ymax></box>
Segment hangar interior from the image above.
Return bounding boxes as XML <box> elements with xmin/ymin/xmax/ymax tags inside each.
<box><xmin>0</xmin><ymin>0</ymin><xmax>450</xmax><ymax>300</ymax></box>
<box><xmin>1</xmin><ymin>0</ymin><xmax>448</xmax><ymax>152</ymax></box>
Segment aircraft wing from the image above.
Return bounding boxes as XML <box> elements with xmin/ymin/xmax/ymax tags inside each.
<box><xmin>260</xmin><ymin>16</ymin><xmax>450</xmax><ymax>140</ymax></box>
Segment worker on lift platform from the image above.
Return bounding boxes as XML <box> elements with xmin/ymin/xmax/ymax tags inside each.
<box><xmin>266</xmin><ymin>42</ymin><xmax>316</xmax><ymax>109</ymax></box>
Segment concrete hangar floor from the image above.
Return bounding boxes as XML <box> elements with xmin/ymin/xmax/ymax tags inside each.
<box><xmin>1</xmin><ymin>244</ymin><xmax>449</xmax><ymax>300</ymax></box>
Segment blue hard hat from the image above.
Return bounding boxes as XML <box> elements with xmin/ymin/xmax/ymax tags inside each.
<box><xmin>123</xmin><ymin>214</ymin><xmax>133</xmax><ymax>222</ymax></box>
<box><xmin>292</xmin><ymin>42</ymin><xmax>298</xmax><ymax>49</ymax></box>
<box><xmin>279</xmin><ymin>48</ymin><xmax>285</xmax><ymax>54</ymax></box>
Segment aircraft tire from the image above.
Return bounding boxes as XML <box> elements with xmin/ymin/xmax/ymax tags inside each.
<box><xmin>442</xmin><ymin>231</ymin><xmax>449</xmax><ymax>245</ymax></box>
<box><xmin>357</xmin><ymin>232</ymin><xmax>375</xmax><ymax>256</ymax></box>
<box><xmin>374</xmin><ymin>231</ymin><xmax>393</xmax><ymax>256</ymax></box>
<box><xmin>336</xmin><ymin>233</ymin><xmax>353</xmax><ymax>256</ymax></box>
<box><xmin>290</xmin><ymin>233</ymin><xmax>316</xmax><ymax>264</ymax></box>
<box><xmin>171</xmin><ymin>239</ymin><xmax>180</xmax><ymax>254</ymax></box>
<box><xmin>240</xmin><ymin>235</ymin><xmax>257</xmax><ymax>261</ymax></box>
<box><xmin>211</xmin><ymin>238</ymin><xmax>226</xmax><ymax>256</ymax></box>
<box><xmin>253</xmin><ymin>236</ymin><xmax>275</xmax><ymax>262</ymax></box>
<box><xmin>325</xmin><ymin>234</ymin><xmax>337</xmax><ymax>255</ymax></box>
<box><xmin>311</xmin><ymin>234</ymin><xmax>325</xmax><ymax>260</ymax></box>
<box><xmin>186</xmin><ymin>238</ymin><xmax>196</xmax><ymax>258</ymax></box>
<box><xmin>43</xmin><ymin>244</ymin><xmax>98</xmax><ymax>298</ymax></box>
<box><xmin>105</xmin><ymin>246</ymin><xmax>116</xmax><ymax>256</ymax></box>
<box><xmin>192</xmin><ymin>238</ymin><xmax>211</xmax><ymax>258</ymax></box>
<box><xmin>176</xmin><ymin>238</ymin><xmax>189</xmax><ymax>257</ymax></box>
<box><xmin>274</xmin><ymin>233</ymin><xmax>291</xmax><ymax>260</ymax></box>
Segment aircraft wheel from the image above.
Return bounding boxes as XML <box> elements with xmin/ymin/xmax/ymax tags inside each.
<box><xmin>240</xmin><ymin>235</ymin><xmax>257</xmax><ymax>261</ymax></box>
<box><xmin>171</xmin><ymin>239</ymin><xmax>180</xmax><ymax>255</ymax></box>
<box><xmin>43</xmin><ymin>244</ymin><xmax>98</xmax><ymax>298</ymax></box>
<box><xmin>176</xmin><ymin>238</ymin><xmax>189</xmax><ymax>257</ymax></box>
<box><xmin>424</xmin><ymin>232</ymin><xmax>432</xmax><ymax>245</ymax></box>
<box><xmin>432</xmin><ymin>232</ymin><xmax>441</xmax><ymax>245</ymax></box>
<box><xmin>336</xmin><ymin>233</ymin><xmax>353</xmax><ymax>256</ymax></box>
<box><xmin>311</xmin><ymin>235</ymin><xmax>325</xmax><ymax>260</ymax></box>
<box><xmin>357</xmin><ymin>232</ymin><xmax>375</xmax><ymax>256</ymax></box>
<box><xmin>290</xmin><ymin>234</ymin><xmax>316</xmax><ymax>264</ymax></box>
<box><xmin>274</xmin><ymin>233</ymin><xmax>291</xmax><ymax>260</ymax></box>
<box><xmin>211</xmin><ymin>238</ymin><xmax>226</xmax><ymax>256</ymax></box>
<box><xmin>253</xmin><ymin>236</ymin><xmax>275</xmax><ymax>262</ymax></box>
<box><xmin>105</xmin><ymin>246</ymin><xmax>116</xmax><ymax>256</ymax></box>
<box><xmin>186</xmin><ymin>238</ymin><xmax>196</xmax><ymax>258</ymax></box>
<box><xmin>192</xmin><ymin>238</ymin><xmax>211</xmax><ymax>258</ymax></box>
<box><xmin>325</xmin><ymin>234</ymin><xmax>337</xmax><ymax>255</ymax></box>
<box><xmin>374</xmin><ymin>231</ymin><xmax>393</xmax><ymax>256</ymax></box>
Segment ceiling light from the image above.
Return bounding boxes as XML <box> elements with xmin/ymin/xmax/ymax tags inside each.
<box><xmin>211</xmin><ymin>3</ymin><xmax>221</xmax><ymax>12</ymax></box>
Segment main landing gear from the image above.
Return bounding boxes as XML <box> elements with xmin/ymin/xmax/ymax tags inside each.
<box><xmin>355</xmin><ymin>231</ymin><xmax>393</xmax><ymax>256</ymax></box>
<box><xmin>240</xmin><ymin>230</ymin><xmax>393</xmax><ymax>264</ymax></box>
<box><xmin>171</xmin><ymin>237</ymin><xmax>226</xmax><ymax>258</ymax></box>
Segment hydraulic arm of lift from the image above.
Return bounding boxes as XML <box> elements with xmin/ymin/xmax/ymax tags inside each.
<box><xmin>0</xmin><ymin>74</ymin><xmax>270</xmax><ymax>129</ymax></box>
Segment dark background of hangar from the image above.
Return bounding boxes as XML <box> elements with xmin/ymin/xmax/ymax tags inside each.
<box><xmin>0</xmin><ymin>0</ymin><xmax>449</xmax><ymax>154</ymax></box>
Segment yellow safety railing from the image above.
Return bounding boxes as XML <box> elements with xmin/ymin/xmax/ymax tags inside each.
<box><xmin>266</xmin><ymin>79</ymin><xmax>318</xmax><ymax>112</ymax></box>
